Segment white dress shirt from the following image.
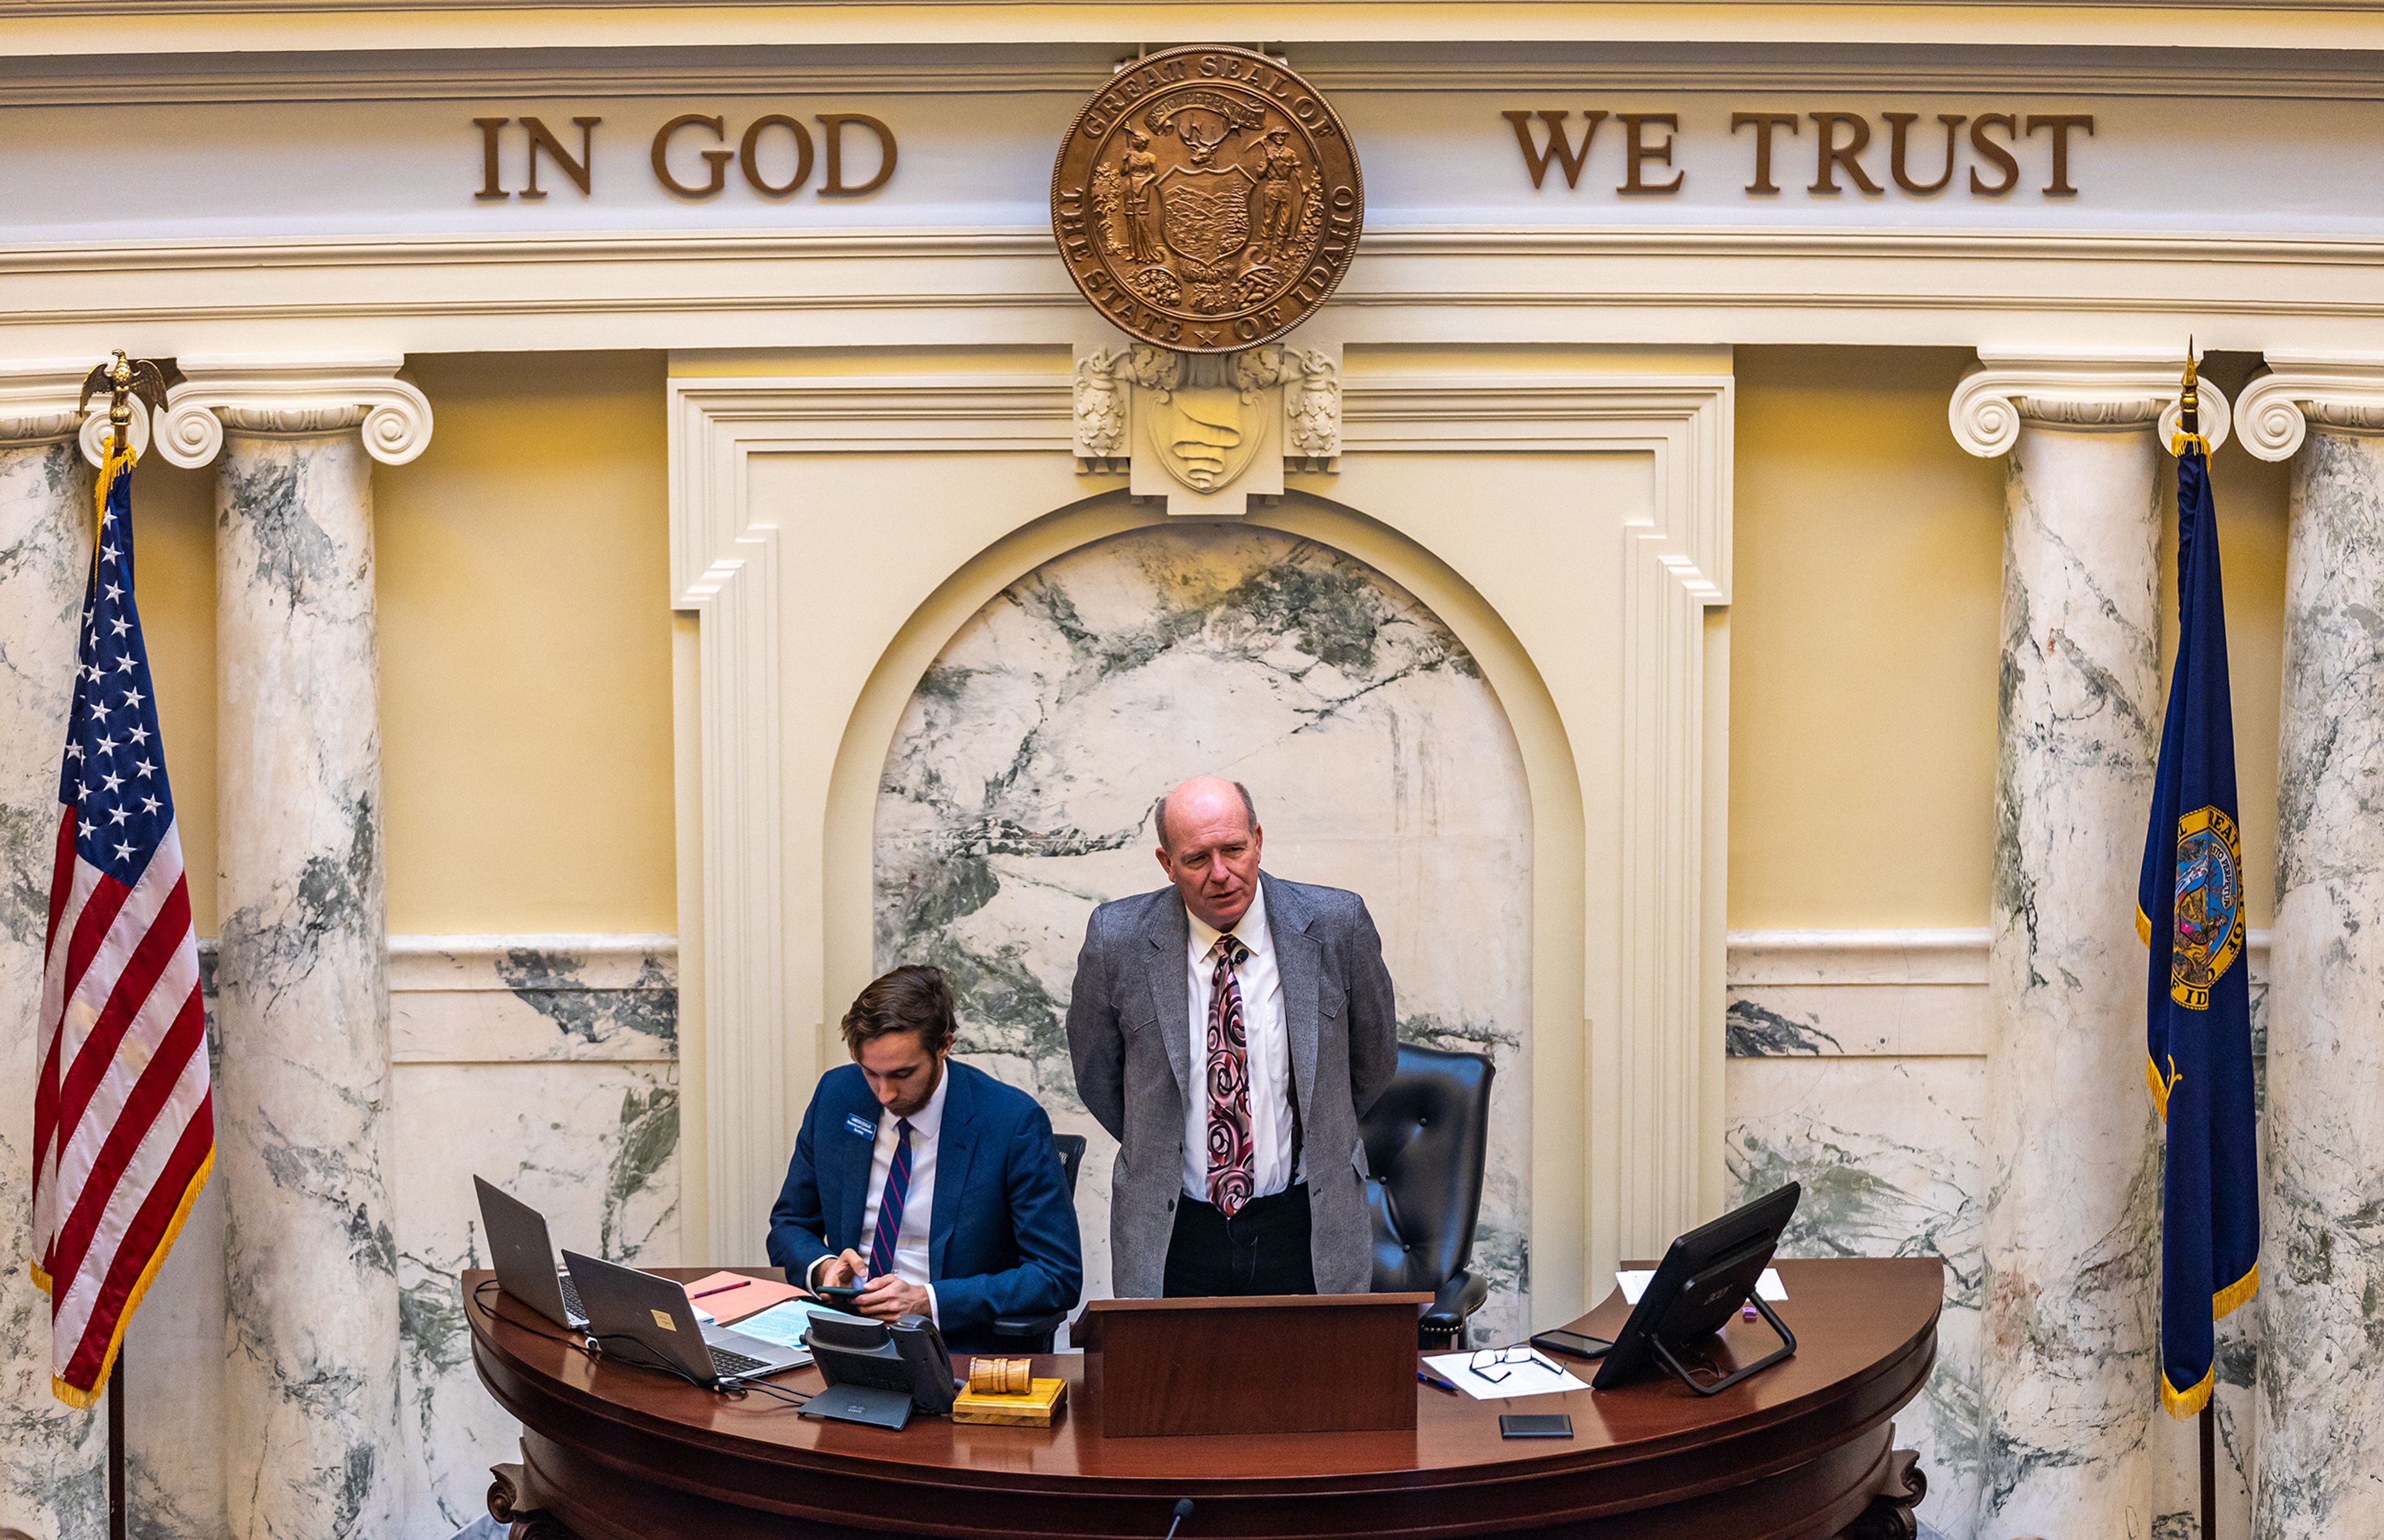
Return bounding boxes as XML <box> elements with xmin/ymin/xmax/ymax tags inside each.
<box><xmin>808</xmin><ymin>1063</ymin><xmax>945</xmax><ymax>1322</ymax></box>
<box><xmin>1183</xmin><ymin>881</ymin><xmax>1301</xmax><ymax>1202</ymax></box>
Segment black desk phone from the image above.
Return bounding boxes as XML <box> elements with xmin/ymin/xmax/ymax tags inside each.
<box><xmin>801</xmin><ymin>1310</ymin><xmax>959</xmax><ymax>1430</ymax></box>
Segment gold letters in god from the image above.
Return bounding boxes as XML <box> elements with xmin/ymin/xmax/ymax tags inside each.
<box><xmin>1051</xmin><ymin>45</ymin><xmax>1363</xmax><ymax>353</ymax></box>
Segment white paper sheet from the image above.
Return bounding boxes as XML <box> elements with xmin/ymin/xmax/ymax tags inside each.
<box><xmin>1422</xmin><ymin>1349</ymin><xmax>1591</xmax><ymax>1401</ymax></box>
<box><xmin>726</xmin><ymin>1299</ymin><xmax>838</xmax><ymax>1350</ymax></box>
<box><xmin>1614</xmin><ymin>1266</ymin><xmax>1787</xmax><ymax>1305</ymax></box>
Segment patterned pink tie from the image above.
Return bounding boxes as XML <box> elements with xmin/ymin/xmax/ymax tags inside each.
<box><xmin>1205</xmin><ymin>934</ymin><xmax>1255</xmax><ymax>1216</ymax></box>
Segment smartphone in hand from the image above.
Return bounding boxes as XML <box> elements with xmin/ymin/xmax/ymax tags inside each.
<box><xmin>815</xmin><ymin>1283</ymin><xmax>864</xmax><ymax>1307</ymax></box>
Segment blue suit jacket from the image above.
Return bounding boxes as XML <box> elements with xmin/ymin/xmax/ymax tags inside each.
<box><xmin>766</xmin><ymin>1059</ymin><xmax>1083</xmax><ymax>1355</ymax></box>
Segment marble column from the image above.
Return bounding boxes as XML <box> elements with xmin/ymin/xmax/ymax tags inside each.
<box><xmin>2235</xmin><ymin>361</ymin><xmax>2384</xmax><ymax>1540</ymax></box>
<box><xmin>1951</xmin><ymin>356</ymin><xmax>2224</xmax><ymax>1538</ymax></box>
<box><xmin>0</xmin><ymin>367</ymin><xmax>106</xmax><ymax>1538</ymax></box>
<box><xmin>159</xmin><ymin>359</ymin><xmax>430</xmax><ymax>1540</ymax></box>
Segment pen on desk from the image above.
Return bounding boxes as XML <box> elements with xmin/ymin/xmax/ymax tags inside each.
<box><xmin>691</xmin><ymin>1279</ymin><xmax>754</xmax><ymax>1301</ymax></box>
<box><xmin>1417</xmin><ymin>1368</ymin><xmax>1459</xmax><ymax>1394</ymax></box>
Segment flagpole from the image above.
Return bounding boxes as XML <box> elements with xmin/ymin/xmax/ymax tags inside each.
<box><xmin>2200</xmin><ymin>1400</ymin><xmax>2218</xmax><ymax>1540</ymax></box>
<box><xmin>2174</xmin><ymin>344</ymin><xmax>2222</xmax><ymax>1540</ymax></box>
<box><xmin>74</xmin><ymin>349</ymin><xmax>167</xmax><ymax>1540</ymax></box>
<box><xmin>107</xmin><ymin>1350</ymin><xmax>125</xmax><ymax>1540</ymax></box>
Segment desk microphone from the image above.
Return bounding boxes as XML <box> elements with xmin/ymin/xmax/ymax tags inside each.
<box><xmin>1163</xmin><ymin>1498</ymin><xmax>1193</xmax><ymax>1539</ymax></box>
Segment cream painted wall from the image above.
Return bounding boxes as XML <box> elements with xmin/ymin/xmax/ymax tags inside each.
<box><xmin>131</xmin><ymin>342</ymin><xmax>2282</xmax><ymax>941</ymax></box>
<box><xmin>1730</xmin><ymin>346</ymin><xmax>2290</xmax><ymax>931</ymax></box>
<box><xmin>378</xmin><ymin>351</ymin><xmax>676</xmax><ymax>933</ymax></box>
<box><xmin>132</xmin><ymin>456</ymin><xmax>220</xmax><ymax>932</ymax></box>
<box><xmin>1730</xmin><ymin>346</ymin><xmax>2007</xmax><ymax>930</ymax></box>
<box><xmin>125</xmin><ymin>350</ymin><xmax>677</xmax><ymax>936</ymax></box>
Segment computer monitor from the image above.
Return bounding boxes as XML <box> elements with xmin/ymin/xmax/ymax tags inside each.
<box><xmin>1591</xmin><ymin>1182</ymin><xmax>1801</xmax><ymax>1395</ymax></box>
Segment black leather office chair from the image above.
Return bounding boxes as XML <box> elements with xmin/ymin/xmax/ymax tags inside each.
<box><xmin>987</xmin><ymin>1132</ymin><xmax>1087</xmax><ymax>1351</ymax></box>
<box><xmin>1362</xmin><ymin>1043</ymin><xmax>1496</xmax><ymax>1349</ymax></box>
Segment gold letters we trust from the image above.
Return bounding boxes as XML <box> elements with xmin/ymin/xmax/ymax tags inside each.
<box><xmin>1506</xmin><ymin>108</ymin><xmax>2096</xmax><ymax>198</ymax></box>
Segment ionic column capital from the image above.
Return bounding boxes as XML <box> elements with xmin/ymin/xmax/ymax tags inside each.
<box><xmin>2233</xmin><ymin>354</ymin><xmax>2384</xmax><ymax>461</ymax></box>
<box><xmin>1949</xmin><ymin>349</ymin><xmax>2230</xmax><ymax>457</ymax></box>
<box><xmin>0</xmin><ymin>358</ymin><xmax>152</xmax><ymax>462</ymax></box>
<box><xmin>160</xmin><ymin>354</ymin><xmax>432</xmax><ymax>469</ymax></box>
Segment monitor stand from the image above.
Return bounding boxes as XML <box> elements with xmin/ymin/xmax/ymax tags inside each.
<box><xmin>1649</xmin><ymin>1293</ymin><xmax>1797</xmax><ymax>1398</ymax></box>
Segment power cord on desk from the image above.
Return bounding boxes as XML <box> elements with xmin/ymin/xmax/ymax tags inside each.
<box><xmin>470</xmin><ymin>1279</ymin><xmax>810</xmax><ymax>1408</ymax></box>
<box><xmin>1163</xmin><ymin>1498</ymin><xmax>1194</xmax><ymax>1539</ymax></box>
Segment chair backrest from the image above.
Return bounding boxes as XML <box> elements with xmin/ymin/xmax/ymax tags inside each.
<box><xmin>1054</xmin><ymin>1132</ymin><xmax>1087</xmax><ymax>1196</ymax></box>
<box><xmin>1361</xmin><ymin>1042</ymin><xmax>1494</xmax><ymax>1294</ymax></box>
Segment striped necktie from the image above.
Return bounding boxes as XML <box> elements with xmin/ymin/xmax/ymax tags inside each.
<box><xmin>866</xmin><ymin>1117</ymin><xmax>914</xmax><ymax>1280</ymax></box>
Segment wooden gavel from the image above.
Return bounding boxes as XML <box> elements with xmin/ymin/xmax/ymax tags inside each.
<box><xmin>966</xmin><ymin>1356</ymin><xmax>1032</xmax><ymax>1396</ymax></box>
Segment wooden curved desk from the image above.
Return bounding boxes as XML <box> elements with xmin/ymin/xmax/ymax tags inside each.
<box><xmin>468</xmin><ymin>1256</ymin><xmax>1939</xmax><ymax>1540</ymax></box>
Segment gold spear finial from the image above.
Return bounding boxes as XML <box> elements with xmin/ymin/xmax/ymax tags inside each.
<box><xmin>2175</xmin><ymin>338</ymin><xmax>2210</xmax><ymax>457</ymax></box>
<box><xmin>77</xmin><ymin>350</ymin><xmax>168</xmax><ymax>461</ymax></box>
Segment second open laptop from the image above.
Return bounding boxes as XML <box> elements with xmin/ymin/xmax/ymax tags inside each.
<box><xmin>561</xmin><ymin>1250</ymin><xmax>810</xmax><ymax>1389</ymax></box>
<box><xmin>474</xmin><ymin>1176</ymin><xmax>589</xmax><ymax>1331</ymax></box>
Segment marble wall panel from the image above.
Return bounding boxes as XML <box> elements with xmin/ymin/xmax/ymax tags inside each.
<box><xmin>874</xmin><ymin>525</ymin><xmax>1535</xmax><ymax>1342</ymax></box>
<box><xmin>1726</xmin><ymin>1053</ymin><xmax>1988</xmax><ymax>1539</ymax></box>
<box><xmin>0</xmin><ymin>439</ymin><xmax>107</xmax><ymax>1539</ymax></box>
<box><xmin>121</xmin><ymin>939</ymin><xmax>679</xmax><ymax>1540</ymax></box>
<box><xmin>1725</xmin><ymin>934</ymin><xmax>2270</xmax><ymax>1540</ymax></box>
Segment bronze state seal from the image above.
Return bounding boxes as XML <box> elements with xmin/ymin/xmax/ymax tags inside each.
<box><xmin>1052</xmin><ymin>45</ymin><xmax>1363</xmax><ymax>353</ymax></box>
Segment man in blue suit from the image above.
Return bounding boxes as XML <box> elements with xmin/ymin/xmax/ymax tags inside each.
<box><xmin>767</xmin><ymin>965</ymin><xmax>1082</xmax><ymax>1355</ymax></box>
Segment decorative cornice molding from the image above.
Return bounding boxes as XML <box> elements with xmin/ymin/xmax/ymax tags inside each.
<box><xmin>1725</xmin><ymin>925</ymin><xmax>2269</xmax><ymax>984</ymax></box>
<box><xmin>15</xmin><ymin>228</ymin><xmax>2384</xmax><ymax>356</ymax></box>
<box><xmin>14</xmin><ymin>3</ymin><xmax>2384</xmax><ymax>65</ymax></box>
<box><xmin>0</xmin><ymin>358</ymin><xmax>150</xmax><ymax>461</ymax></box>
<box><xmin>2234</xmin><ymin>354</ymin><xmax>2384</xmax><ymax>459</ymax></box>
<box><xmin>1949</xmin><ymin>350</ymin><xmax>2233</xmax><ymax>457</ymax></box>
<box><xmin>25</xmin><ymin>41</ymin><xmax>2384</xmax><ymax>108</ymax></box>
<box><xmin>159</xmin><ymin>353</ymin><xmax>433</xmax><ymax>467</ymax></box>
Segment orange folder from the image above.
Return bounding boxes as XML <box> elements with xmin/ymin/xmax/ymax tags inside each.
<box><xmin>682</xmin><ymin>1270</ymin><xmax>803</xmax><ymax>1325</ymax></box>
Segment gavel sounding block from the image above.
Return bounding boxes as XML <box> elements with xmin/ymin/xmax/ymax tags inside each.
<box><xmin>953</xmin><ymin>1358</ymin><xmax>1066</xmax><ymax>1427</ymax></box>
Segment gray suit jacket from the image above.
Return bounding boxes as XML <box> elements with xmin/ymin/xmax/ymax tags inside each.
<box><xmin>1065</xmin><ymin>872</ymin><xmax>1399</xmax><ymax>1297</ymax></box>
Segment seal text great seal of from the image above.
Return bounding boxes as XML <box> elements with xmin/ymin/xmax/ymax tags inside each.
<box><xmin>1052</xmin><ymin>45</ymin><xmax>1364</xmax><ymax>353</ymax></box>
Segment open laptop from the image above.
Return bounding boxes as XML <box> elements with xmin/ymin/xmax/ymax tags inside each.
<box><xmin>561</xmin><ymin>1250</ymin><xmax>810</xmax><ymax>1389</ymax></box>
<box><xmin>474</xmin><ymin>1176</ymin><xmax>588</xmax><ymax>1331</ymax></box>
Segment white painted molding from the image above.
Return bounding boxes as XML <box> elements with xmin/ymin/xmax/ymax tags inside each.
<box><xmin>1726</xmin><ymin>925</ymin><xmax>2270</xmax><ymax>985</ymax></box>
<box><xmin>1727</xmin><ymin>927</ymin><xmax>1995</xmax><ymax>987</ymax></box>
<box><xmin>23</xmin><ymin>45</ymin><xmax>2384</xmax><ymax>107</ymax></box>
<box><xmin>1337</xmin><ymin>367</ymin><xmax>1731</xmax><ymax>1264</ymax></box>
<box><xmin>16</xmin><ymin>229</ymin><xmax>2384</xmax><ymax>356</ymax></box>
<box><xmin>159</xmin><ymin>353</ymin><xmax>433</xmax><ymax>467</ymax></box>
<box><xmin>384</xmin><ymin>933</ymin><xmax>677</xmax><ymax>993</ymax></box>
<box><xmin>2234</xmin><ymin>354</ymin><xmax>2384</xmax><ymax>460</ymax></box>
<box><xmin>0</xmin><ymin>357</ymin><xmax>148</xmax><ymax>459</ymax></box>
<box><xmin>13</xmin><ymin>2</ymin><xmax>2384</xmax><ymax>61</ymax></box>
<box><xmin>669</xmin><ymin>361</ymin><xmax>1728</xmax><ymax>1290</ymax></box>
<box><xmin>1341</xmin><ymin>374</ymin><xmax>1730</xmax><ymax>601</ymax></box>
<box><xmin>668</xmin><ymin>372</ymin><xmax>1073</xmax><ymax>1261</ymax></box>
<box><xmin>1949</xmin><ymin>349</ymin><xmax>2233</xmax><ymax>457</ymax></box>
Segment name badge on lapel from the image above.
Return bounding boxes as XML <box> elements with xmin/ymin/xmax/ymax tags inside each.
<box><xmin>844</xmin><ymin>1113</ymin><xmax>877</xmax><ymax>1140</ymax></box>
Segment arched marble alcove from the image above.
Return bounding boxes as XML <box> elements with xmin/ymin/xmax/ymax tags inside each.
<box><xmin>873</xmin><ymin>522</ymin><xmax>1535</xmax><ymax>1341</ymax></box>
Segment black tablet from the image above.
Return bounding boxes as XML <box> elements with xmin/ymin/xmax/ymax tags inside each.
<box><xmin>1590</xmin><ymin>1182</ymin><xmax>1801</xmax><ymax>1394</ymax></box>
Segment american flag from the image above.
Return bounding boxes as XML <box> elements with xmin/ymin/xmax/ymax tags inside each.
<box><xmin>29</xmin><ymin>448</ymin><xmax>215</xmax><ymax>1408</ymax></box>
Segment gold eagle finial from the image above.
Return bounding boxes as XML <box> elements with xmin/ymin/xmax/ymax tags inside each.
<box><xmin>78</xmin><ymin>351</ymin><xmax>168</xmax><ymax>458</ymax></box>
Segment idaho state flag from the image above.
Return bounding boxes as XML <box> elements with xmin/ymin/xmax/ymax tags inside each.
<box><xmin>2136</xmin><ymin>409</ymin><xmax>2260</xmax><ymax>1419</ymax></box>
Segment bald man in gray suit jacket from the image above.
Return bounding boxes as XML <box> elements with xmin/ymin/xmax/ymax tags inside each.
<box><xmin>1066</xmin><ymin>778</ymin><xmax>1399</xmax><ymax>1299</ymax></box>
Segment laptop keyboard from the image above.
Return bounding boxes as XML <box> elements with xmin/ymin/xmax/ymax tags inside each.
<box><xmin>559</xmin><ymin>1273</ymin><xmax>587</xmax><ymax>1318</ymax></box>
<box><xmin>709</xmin><ymin>1346</ymin><xmax>772</xmax><ymax>1380</ymax></box>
